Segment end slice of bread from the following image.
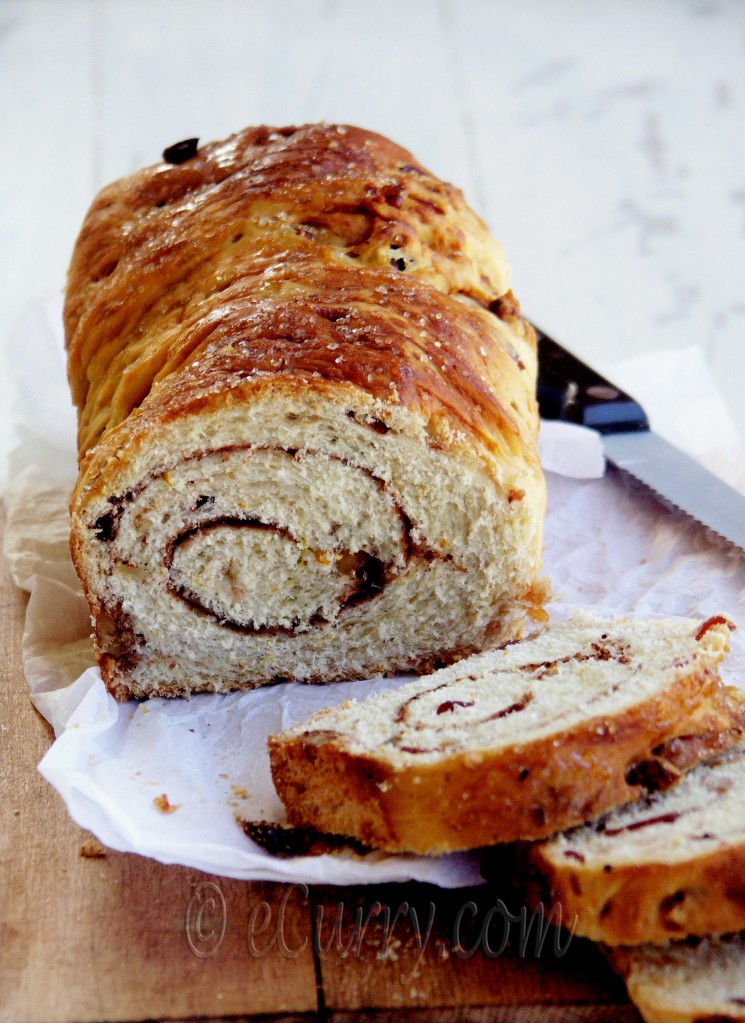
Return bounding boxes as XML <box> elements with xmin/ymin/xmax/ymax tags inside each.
<box><xmin>607</xmin><ymin>934</ymin><xmax>745</xmax><ymax>1023</ymax></box>
<box><xmin>268</xmin><ymin>612</ymin><xmax>744</xmax><ymax>854</ymax></box>
<box><xmin>514</xmin><ymin>741</ymin><xmax>745</xmax><ymax>946</ymax></box>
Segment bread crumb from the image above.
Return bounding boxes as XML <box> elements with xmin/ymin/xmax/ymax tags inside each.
<box><xmin>153</xmin><ymin>793</ymin><xmax>180</xmax><ymax>814</ymax></box>
<box><xmin>80</xmin><ymin>837</ymin><xmax>107</xmax><ymax>858</ymax></box>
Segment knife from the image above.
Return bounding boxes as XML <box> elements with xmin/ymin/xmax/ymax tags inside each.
<box><xmin>535</xmin><ymin>326</ymin><xmax>745</xmax><ymax>553</ymax></box>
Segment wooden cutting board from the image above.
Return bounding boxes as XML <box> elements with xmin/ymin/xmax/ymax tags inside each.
<box><xmin>0</xmin><ymin>510</ymin><xmax>641</xmax><ymax>1022</ymax></box>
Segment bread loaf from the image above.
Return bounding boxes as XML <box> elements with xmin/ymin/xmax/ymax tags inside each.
<box><xmin>64</xmin><ymin>123</ymin><xmax>547</xmax><ymax>699</ymax></box>
<box><xmin>607</xmin><ymin>935</ymin><xmax>745</xmax><ymax>1023</ymax></box>
<box><xmin>268</xmin><ymin>613</ymin><xmax>745</xmax><ymax>854</ymax></box>
<box><xmin>513</xmin><ymin>741</ymin><xmax>745</xmax><ymax>946</ymax></box>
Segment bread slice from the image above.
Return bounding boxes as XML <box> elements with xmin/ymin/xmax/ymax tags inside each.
<box><xmin>512</xmin><ymin>741</ymin><xmax>745</xmax><ymax>946</ymax></box>
<box><xmin>607</xmin><ymin>935</ymin><xmax>745</xmax><ymax>1023</ymax></box>
<box><xmin>268</xmin><ymin>613</ymin><xmax>745</xmax><ymax>854</ymax></box>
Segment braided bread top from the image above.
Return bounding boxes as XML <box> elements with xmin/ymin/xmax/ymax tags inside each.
<box><xmin>65</xmin><ymin>123</ymin><xmax>539</xmax><ymax>490</ymax></box>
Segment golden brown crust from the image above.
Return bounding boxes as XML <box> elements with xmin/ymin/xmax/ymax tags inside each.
<box><xmin>65</xmin><ymin>123</ymin><xmax>537</xmax><ymax>480</ymax></box>
<box><xmin>529</xmin><ymin>840</ymin><xmax>745</xmax><ymax>947</ymax></box>
<box><xmin>268</xmin><ymin>672</ymin><xmax>745</xmax><ymax>855</ymax></box>
<box><xmin>520</xmin><ymin>749</ymin><xmax>745</xmax><ymax>946</ymax></box>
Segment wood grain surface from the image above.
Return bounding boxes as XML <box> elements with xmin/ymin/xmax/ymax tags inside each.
<box><xmin>0</xmin><ymin>508</ymin><xmax>640</xmax><ymax>1022</ymax></box>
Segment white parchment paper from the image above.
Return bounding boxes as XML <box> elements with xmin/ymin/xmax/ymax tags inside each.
<box><xmin>3</xmin><ymin>298</ymin><xmax>745</xmax><ymax>886</ymax></box>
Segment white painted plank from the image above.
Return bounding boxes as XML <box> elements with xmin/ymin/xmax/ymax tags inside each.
<box><xmin>93</xmin><ymin>0</ymin><xmax>473</xmax><ymax>192</ymax></box>
<box><xmin>0</xmin><ymin>0</ymin><xmax>95</xmax><ymax>487</ymax></box>
<box><xmin>446</xmin><ymin>0</ymin><xmax>745</xmax><ymax>439</ymax></box>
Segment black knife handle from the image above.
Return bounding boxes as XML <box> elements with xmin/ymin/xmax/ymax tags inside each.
<box><xmin>535</xmin><ymin>326</ymin><xmax>649</xmax><ymax>435</ymax></box>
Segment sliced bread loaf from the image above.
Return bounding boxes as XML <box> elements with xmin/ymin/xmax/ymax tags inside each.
<box><xmin>65</xmin><ymin>122</ymin><xmax>547</xmax><ymax>699</ymax></box>
<box><xmin>512</xmin><ymin>742</ymin><xmax>745</xmax><ymax>946</ymax></box>
<box><xmin>607</xmin><ymin>935</ymin><xmax>745</xmax><ymax>1023</ymax></box>
<box><xmin>268</xmin><ymin>613</ymin><xmax>744</xmax><ymax>854</ymax></box>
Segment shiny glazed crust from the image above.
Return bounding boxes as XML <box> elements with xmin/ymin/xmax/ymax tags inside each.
<box><xmin>269</xmin><ymin>617</ymin><xmax>745</xmax><ymax>854</ymax></box>
<box><xmin>64</xmin><ymin>123</ymin><xmax>547</xmax><ymax>698</ymax></box>
<box><xmin>65</xmin><ymin>123</ymin><xmax>536</xmax><ymax>468</ymax></box>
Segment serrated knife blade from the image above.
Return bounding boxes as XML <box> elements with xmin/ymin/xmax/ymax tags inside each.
<box><xmin>535</xmin><ymin>326</ymin><xmax>745</xmax><ymax>552</ymax></box>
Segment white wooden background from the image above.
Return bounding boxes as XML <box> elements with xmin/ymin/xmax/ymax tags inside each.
<box><xmin>1</xmin><ymin>0</ymin><xmax>744</xmax><ymax>492</ymax></box>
